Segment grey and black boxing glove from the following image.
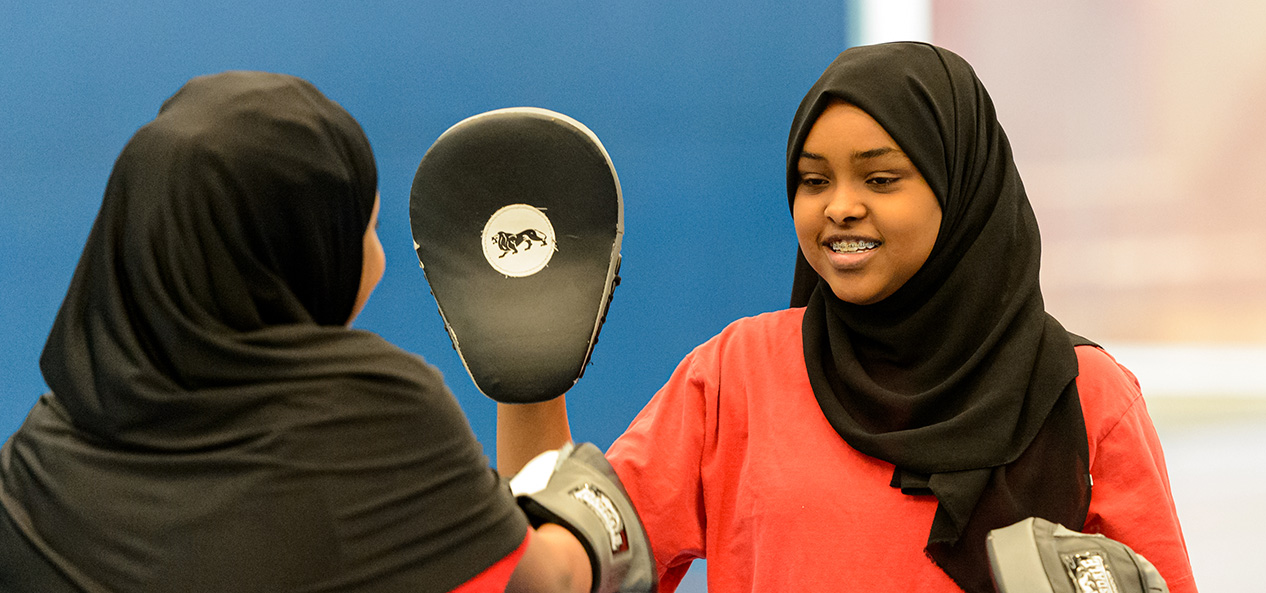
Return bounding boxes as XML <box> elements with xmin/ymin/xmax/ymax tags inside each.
<box><xmin>510</xmin><ymin>443</ymin><xmax>657</xmax><ymax>593</ymax></box>
<box><xmin>987</xmin><ymin>517</ymin><xmax>1169</xmax><ymax>593</ymax></box>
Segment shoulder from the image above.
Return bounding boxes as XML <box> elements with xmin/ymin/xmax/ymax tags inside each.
<box><xmin>738</xmin><ymin>306</ymin><xmax>806</xmax><ymax>326</ymax></box>
<box><xmin>700</xmin><ymin>307</ymin><xmax>805</xmax><ymax>349</ymax></box>
<box><xmin>1073</xmin><ymin>344</ymin><xmax>1146</xmax><ymax>443</ymax></box>
<box><xmin>619</xmin><ymin>307</ymin><xmax>808</xmax><ymax>430</ymax></box>
<box><xmin>674</xmin><ymin>307</ymin><xmax>806</xmax><ymax>374</ymax></box>
<box><xmin>336</xmin><ymin>329</ymin><xmax>448</xmax><ymax>388</ymax></box>
<box><xmin>298</xmin><ymin>329</ymin><xmax>474</xmax><ymax>436</ymax></box>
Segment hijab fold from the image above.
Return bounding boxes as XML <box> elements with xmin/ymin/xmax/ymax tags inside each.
<box><xmin>787</xmin><ymin>43</ymin><xmax>1091</xmax><ymax>593</ymax></box>
<box><xmin>1</xmin><ymin>71</ymin><xmax>524</xmax><ymax>593</ymax></box>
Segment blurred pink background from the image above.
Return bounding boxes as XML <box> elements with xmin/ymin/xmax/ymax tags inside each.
<box><xmin>933</xmin><ymin>0</ymin><xmax>1266</xmax><ymax>344</ymax></box>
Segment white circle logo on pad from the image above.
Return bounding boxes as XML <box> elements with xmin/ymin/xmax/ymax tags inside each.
<box><xmin>481</xmin><ymin>204</ymin><xmax>556</xmax><ymax>277</ymax></box>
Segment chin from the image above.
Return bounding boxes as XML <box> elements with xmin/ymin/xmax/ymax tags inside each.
<box><xmin>826</xmin><ymin>284</ymin><xmax>886</xmax><ymax>306</ymax></box>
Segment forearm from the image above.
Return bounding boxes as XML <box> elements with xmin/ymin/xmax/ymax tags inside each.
<box><xmin>497</xmin><ymin>396</ymin><xmax>573</xmax><ymax>476</ymax></box>
<box><xmin>505</xmin><ymin>524</ymin><xmax>592</xmax><ymax>593</ymax></box>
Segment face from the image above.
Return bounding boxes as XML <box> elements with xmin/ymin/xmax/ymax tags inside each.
<box><xmin>793</xmin><ymin>101</ymin><xmax>941</xmax><ymax>305</ymax></box>
<box><xmin>347</xmin><ymin>194</ymin><xmax>385</xmax><ymax>325</ymax></box>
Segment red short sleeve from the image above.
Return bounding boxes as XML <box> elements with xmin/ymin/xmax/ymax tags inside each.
<box><xmin>1077</xmin><ymin>346</ymin><xmax>1198</xmax><ymax>593</ymax></box>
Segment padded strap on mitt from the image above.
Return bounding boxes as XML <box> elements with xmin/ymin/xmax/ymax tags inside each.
<box><xmin>410</xmin><ymin>107</ymin><xmax>622</xmax><ymax>403</ymax></box>
<box><xmin>987</xmin><ymin>517</ymin><xmax>1169</xmax><ymax>593</ymax></box>
<box><xmin>510</xmin><ymin>443</ymin><xmax>657</xmax><ymax>593</ymax></box>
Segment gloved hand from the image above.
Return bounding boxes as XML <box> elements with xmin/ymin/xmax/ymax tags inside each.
<box><xmin>987</xmin><ymin>517</ymin><xmax>1169</xmax><ymax>593</ymax></box>
<box><xmin>510</xmin><ymin>443</ymin><xmax>657</xmax><ymax>593</ymax></box>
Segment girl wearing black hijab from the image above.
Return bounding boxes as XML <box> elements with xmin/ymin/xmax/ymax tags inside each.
<box><xmin>498</xmin><ymin>43</ymin><xmax>1197</xmax><ymax>592</ymax></box>
<box><xmin>0</xmin><ymin>71</ymin><xmax>595</xmax><ymax>593</ymax></box>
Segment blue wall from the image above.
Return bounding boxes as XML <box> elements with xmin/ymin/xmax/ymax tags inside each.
<box><xmin>1</xmin><ymin>1</ymin><xmax>847</xmax><ymax>454</ymax></box>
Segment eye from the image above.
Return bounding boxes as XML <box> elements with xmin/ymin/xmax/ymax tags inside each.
<box><xmin>865</xmin><ymin>174</ymin><xmax>901</xmax><ymax>190</ymax></box>
<box><xmin>797</xmin><ymin>172</ymin><xmax>829</xmax><ymax>189</ymax></box>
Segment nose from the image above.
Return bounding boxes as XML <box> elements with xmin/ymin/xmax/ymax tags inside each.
<box><xmin>822</xmin><ymin>186</ymin><xmax>867</xmax><ymax>225</ymax></box>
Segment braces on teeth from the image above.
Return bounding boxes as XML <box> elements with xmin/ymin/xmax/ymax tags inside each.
<box><xmin>831</xmin><ymin>241</ymin><xmax>879</xmax><ymax>253</ymax></box>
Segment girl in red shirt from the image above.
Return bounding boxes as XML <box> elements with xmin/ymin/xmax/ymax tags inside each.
<box><xmin>499</xmin><ymin>42</ymin><xmax>1197</xmax><ymax>593</ymax></box>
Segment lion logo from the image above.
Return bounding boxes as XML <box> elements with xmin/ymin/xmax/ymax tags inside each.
<box><xmin>491</xmin><ymin>228</ymin><xmax>550</xmax><ymax>257</ymax></box>
<box><xmin>481</xmin><ymin>204</ymin><xmax>557</xmax><ymax>277</ymax></box>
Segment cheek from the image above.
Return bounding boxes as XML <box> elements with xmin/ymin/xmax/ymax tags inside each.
<box><xmin>364</xmin><ymin>232</ymin><xmax>386</xmax><ymax>285</ymax></box>
<box><xmin>791</xmin><ymin>197</ymin><xmax>819</xmax><ymax>250</ymax></box>
<box><xmin>890</xmin><ymin>202</ymin><xmax>941</xmax><ymax>272</ymax></box>
<box><xmin>791</xmin><ymin>194</ymin><xmax>846</xmax><ymax>283</ymax></box>
<box><xmin>914</xmin><ymin>202</ymin><xmax>942</xmax><ymax>258</ymax></box>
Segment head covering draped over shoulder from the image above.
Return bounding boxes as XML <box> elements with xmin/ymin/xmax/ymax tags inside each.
<box><xmin>42</xmin><ymin>71</ymin><xmax>380</xmax><ymax>441</ymax></box>
<box><xmin>1</xmin><ymin>72</ymin><xmax>524</xmax><ymax>593</ymax></box>
<box><xmin>786</xmin><ymin>43</ymin><xmax>1090</xmax><ymax>592</ymax></box>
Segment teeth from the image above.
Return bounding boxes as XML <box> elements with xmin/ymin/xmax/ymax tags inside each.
<box><xmin>830</xmin><ymin>240</ymin><xmax>879</xmax><ymax>254</ymax></box>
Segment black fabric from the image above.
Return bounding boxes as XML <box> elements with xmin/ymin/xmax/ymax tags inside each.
<box><xmin>0</xmin><ymin>71</ymin><xmax>525</xmax><ymax>592</ymax></box>
<box><xmin>0</xmin><ymin>505</ymin><xmax>79</xmax><ymax>593</ymax></box>
<box><xmin>787</xmin><ymin>43</ymin><xmax>1090</xmax><ymax>592</ymax></box>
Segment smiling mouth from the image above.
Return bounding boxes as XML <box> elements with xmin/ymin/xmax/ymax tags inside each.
<box><xmin>829</xmin><ymin>240</ymin><xmax>880</xmax><ymax>254</ymax></box>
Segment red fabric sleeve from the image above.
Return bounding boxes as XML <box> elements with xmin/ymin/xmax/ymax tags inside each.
<box><xmin>447</xmin><ymin>529</ymin><xmax>530</xmax><ymax>593</ymax></box>
<box><xmin>1078</xmin><ymin>346</ymin><xmax>1198</xmax><ymax>593</ymax></box>
<box><xmin>606</xmin><ymin>352</ymin><xmax>709</xmax><ymax>593</ymax></box>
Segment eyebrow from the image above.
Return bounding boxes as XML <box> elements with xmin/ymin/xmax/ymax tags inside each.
<box><xmin>799</xmin><ymin>147</ymin><xmax>904</xmax><ymax>162</ymax></box>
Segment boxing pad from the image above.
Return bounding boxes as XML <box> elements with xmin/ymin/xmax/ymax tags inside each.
<box><xmin>987</xmin><ymin>517</ymin><xmax>1169</xmax><ymax>593</ymax></box>
<box><xmin>410</xmin><ymin>108</ymin><xmax>622</xmax><ymax>403</ymax></box>
<box><xmin>510</xmin><ymin>443</ymin><xmax>657</xmax><ymax>593</ymax></box>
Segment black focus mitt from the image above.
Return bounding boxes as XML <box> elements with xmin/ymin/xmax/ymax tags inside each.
<box><xmin>410</xmin><ymin>107</ymin><xmax>622</xmax><ymax>403</ymax></box>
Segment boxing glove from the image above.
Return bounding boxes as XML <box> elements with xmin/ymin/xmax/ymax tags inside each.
<box><xmin>510</xmin><ymin>443</ymin><xmax>656</xmax><ymax>593</ymax></box>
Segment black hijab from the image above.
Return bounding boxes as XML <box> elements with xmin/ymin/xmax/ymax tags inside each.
<box><xmin>1</xmin><ymin>71</ymin><xmax>524</xmax><ymax>592</ymax></box>
<box><xmin>787</xmin><ymin>43</ymin><xmax>1091</xmax><ymax>592</ymax></box>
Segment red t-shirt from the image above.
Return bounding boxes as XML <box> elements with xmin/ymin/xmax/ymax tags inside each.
<box><xmin>606</xmin><ymin>307</ymin><xmax>1197</xmax><ymax>593</ymax></box>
